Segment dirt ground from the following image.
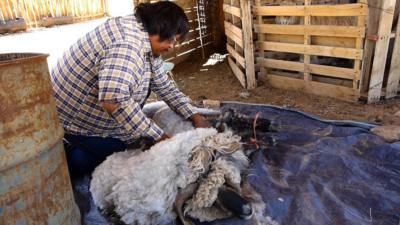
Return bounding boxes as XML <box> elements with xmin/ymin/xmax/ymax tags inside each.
<box><xmin>172</xmin><ymin>58</ymin><xmax>400</xmax><ymax>126</ymax></box>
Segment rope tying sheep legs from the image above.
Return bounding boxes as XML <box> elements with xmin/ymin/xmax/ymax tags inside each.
<box><xmin>249</xmin><ymin>112</ymin><xmax>261</xmax><ymax>149</ymax></box>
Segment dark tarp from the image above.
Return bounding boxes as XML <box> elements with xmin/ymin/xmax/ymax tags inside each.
<box><xmin>76</xmin><ymin>102</ymin><xmax>400</xmax><ymax>225</ymax></box>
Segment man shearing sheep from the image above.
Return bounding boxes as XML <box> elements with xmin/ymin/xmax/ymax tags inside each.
<box><xmin>50</xmin><ymin>1</ymin><xmax>210</xmax><ymax>177</ymax></box>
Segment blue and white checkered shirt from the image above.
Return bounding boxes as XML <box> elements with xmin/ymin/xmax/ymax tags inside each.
<box><xmin>50</xmin><ymin>15</ymin><xmax>197</xmax><ymax>143</ymax></box>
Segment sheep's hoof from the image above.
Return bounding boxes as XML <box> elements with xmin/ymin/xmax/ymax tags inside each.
<box><xmin>175</xmin><ymin>183</ymin><xmax>199</xmax><ymax>225</ymax></box>
<box><xmin>217</xmin><ymin>187</ymin><xmax>253</xmax><ymax>220</ymax></box>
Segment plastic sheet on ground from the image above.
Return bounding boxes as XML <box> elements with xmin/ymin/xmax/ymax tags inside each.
<box><xmin>75</xmin><ymin>102</ymin><xmax>400</xmax><ymax>225</ymax></box>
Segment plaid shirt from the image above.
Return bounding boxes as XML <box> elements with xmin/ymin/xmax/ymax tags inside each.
<box><xmin>50</xmin><ymin>15</ymin><xmax>197</xmax><ymax>143</ymax></box>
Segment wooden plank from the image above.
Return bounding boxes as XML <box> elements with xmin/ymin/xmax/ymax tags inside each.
<box><xmin>254</xmin><ymin>24</ymin><xmax>365</xmax><ymax>38</ymax></box>
<box><xmin>225</xmin><ymin>27</ymin><xmax>243</xmax><ymax>48</ymax></box>
<box><xmin>258</xmin><ymin>58</ymin><xmax>305</xmax><ymax>72</ymax></box>
<box><xmin>307</xmin><ymin>4</ymin><xmax>368</xmax><ymax>17</ymax></box>
<box><xmin>258</xmin><ymin>42</ymin><xmax>363</xmax><ymax>60</ymax></box>
<box><xmin>304</xmin><ymin>0</ymin><xmax>311</xmax><ymax>81</ymax></box>
<box><xmin>254</xmin><ymin>5</ymin><xmax>305</xmax><ymax>16</ymax></box>
<box><xmin>368</xmin><ymin>0</ymin><xmax>397</xmax><ymax>103</ymax></box>
<box><xmin>260</xmin><ymin>74</ymin><xmax>358</xmax><ymax>102</ymax></box>
<box><xmin>258</xmin><ymin>58</ymin><xmax>357</xmax><ymax>80</ymax></box>
<box><xmin>386</xmin><ymin>17</ymin><xmax>400</xmax><ymax>99</ymax></box>
<box><xmin>256</xmin><ymin>0</ymin><xmax>266</xmax><ymax>79</ymax></box>
<box><xmin>240</xmin><ymin>0</ymin><xmax>256</xmax><ymax>89</ymax></box>
<box><xmin>227</xmin><ymin>44</ymin><xmax>245</xmax><ymax>68</ymax></box>
<box><xmin>308</xmin><ymin>64</ymin><xmax>358</xmax><ymax>80</ymax></box>
<box><xmin>354</xmin><ymin>5</ymin><xmax>366</xmax><ymax>91</ymax></box>
<box><xmin>224</xmin><ymin>21</ymin><xmax>243</xmax><ymax>40</ymax></box>
<box><xmin>223</xmin><ymin>4</ymin><xmax>241</xmax><ymax>18</ymax></box>
<box><xmin>264</xmin><ymin>34</ymin><xmax>356</xmax><ymax>48</ymax></box>
<box><xmin>228</xmin><ymin>57</ymin><xmax>246</xmax><ymax>88</ymax></box>
<box><xmin>360</xmin><ymin>2</ymin><xmax>382</xmax><ymax>93</ymax></box>
<box><xmin>254</xmin><ymin>3</ymin><xmax>367</xmax><ymax>17</ymax></box>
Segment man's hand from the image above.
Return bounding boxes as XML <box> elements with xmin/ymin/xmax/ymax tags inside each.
<box><xmin>190</xmin><ymin>113</ymin><xmax>211</xmax><ymax>128</ymax></box>
<box><xmin>101</xmin><ymin>102</ymin><xmax>119</xmax><ymax>114</ymax></box>
<box><xmin>156</xmin><ymin>134</ymin><xmax>170</xmax><ymax>143</ymax></box>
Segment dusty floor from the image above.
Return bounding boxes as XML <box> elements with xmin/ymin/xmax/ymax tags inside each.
<box><xmin>172</xmin><ymin>58</ymin><xmax>400</xmax><ymax>126</ymax></box>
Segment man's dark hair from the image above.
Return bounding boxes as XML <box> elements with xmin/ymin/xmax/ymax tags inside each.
<box><xmin>135</xmin><ymin>1</ymin><xmax>189</xmax><ymax>41</ymax></box>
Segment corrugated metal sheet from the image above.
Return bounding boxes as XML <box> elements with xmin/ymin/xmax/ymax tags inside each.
<box><xmin>0</xmin><ymin>53</ymin><xmax>80</xmax><ymax>225</ymax></box>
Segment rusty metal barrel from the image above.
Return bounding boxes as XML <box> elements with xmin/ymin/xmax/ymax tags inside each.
<box><xmin>0</xmin><ymin>53</ymin><xmax>80</xmax><ymax>225</ymax></box>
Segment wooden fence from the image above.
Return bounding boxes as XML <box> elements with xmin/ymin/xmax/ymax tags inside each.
<box><xmin>0</xmin><ymin>0</ymin><xmax>106</xmax><ymax>31</ymax></box>
<box><xmin>364</xmin><ymin>0</ymin><xmax>400</xmax><ymax>103</ymax></box>
<box><xmin>223</xmin><ymin>0</ymin><xmax>400</xmax><ymax>103</ymax></box>
<box><xmin>254</xmin><ymin>0</ymin><xmax>368</xmax><ymax>101</ymax></box>
<box><xmin>223</xmin><ymin>0</ymin><xmax>256</xmax><ymax>89</ymax></box>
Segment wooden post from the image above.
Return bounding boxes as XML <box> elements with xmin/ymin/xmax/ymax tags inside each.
<box><xmin>240</xmin><ymin>0</ymin><xmax>256</xmax><ymax>89</ymax></box>
<box><xmin>367</xmin><ymin>0</ymin><xmax>396</xmax><ymax>103</ymax></box>
<box><xmin>255</xmin><ymin>0</ymin><xmax>265</xmax><ymax>80</ymax></box>
<box><xmin>386</xmin><ymin>15</ymin><xmax>400</xmax><ymax>99</ymax></box>
<box><xmin>231</xmin><ymin>0</ymin><xmax>240</xmax><ymax>81</ymax></box>
<box><xmin>360</xmin><ymin>0</ymin><xmax>382</xmax><ymax>94</ymax></box>
<box><xmin>304</xmin><ymin>0</ymin><xmax>311</xmax><ymax>81</ymax></box>
<box><xmin>354</xmin><ymin>0</ymin><xmax>366</xmax><ymax>92</ymax></box>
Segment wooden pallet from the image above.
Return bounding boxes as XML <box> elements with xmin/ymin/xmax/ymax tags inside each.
<box><xmin>223</xmin><ymin>0</ymin><xmax>256</xmax><ymax>89</ymax></box>
<box><xmin>253</xmin><ymin>0</ymin><xmax>368</xmax><ymax>102</ymax></box>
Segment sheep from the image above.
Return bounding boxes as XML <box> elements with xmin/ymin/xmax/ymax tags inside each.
<box><xmin>90</xmin><ymin>128</ymin><xmax>219</xmax><ymax>225</ymax></box>
<box><xmin>90</xmin><ymin>106</ymin><xmax>278</xmax><ymax>225</ymax></box>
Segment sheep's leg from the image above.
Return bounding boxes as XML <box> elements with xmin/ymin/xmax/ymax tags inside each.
<box><xmin>175</xmin><ymin>183</ymin><xmax>199</xmax><ymax>225</ymax></box>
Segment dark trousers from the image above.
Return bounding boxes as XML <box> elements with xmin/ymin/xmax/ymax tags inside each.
<box><xmin>63</xmin><ymin>134</ymin><xmax>127</xmax><ymax>177</ymax></box>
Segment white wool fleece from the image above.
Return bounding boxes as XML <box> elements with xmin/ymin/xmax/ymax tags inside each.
<box><xmin>90</xmin><ymin>128</ymin><xmax>217</xmax><ymax>225</ymax></box>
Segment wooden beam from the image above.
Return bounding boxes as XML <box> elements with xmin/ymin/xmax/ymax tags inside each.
<box><xmin>360</xmin><ymin>2</ymin><xmax>381</xmax><ymax>93</ymax></box>
<box><xmin>354</xmin><ymin>3</ymin><xmax>366</xmax><ymax>91</ymax></box>
<box><xmin>225</xmin><ymin>28</ymin><xmax>243</xmax><ymax>48</ymax></box>
<box><xmin>254</xmin><ymin>3</ymin><xmax>367</xmax><ymax>17</ymax></box>
<box><xmin>258</xmin><ymin>58</ymin><xmax>305</xmax><ymax>73</ymax></box>
<box><xmin>228</xmin><ymin>57</ymin><xmax>246</xmax><ymax>88</ymax></box>
<box><xmin>386</xmin><ymin>16</ymin><xmax>400</xmax><ymax>99</ymax></box>
<box><xmin>256</xmin><ymin>0</ymin><xmax>266</xmax><ymax>79</ymax></box>
<box><xmin>260</xmin><ymin>74</ymin><xmax>358</xmax><ymax>102</ymax></box>
<box><xmin>304</xmin><ymin>0</ymin><xmax>311</xmax><ymax>81</ymax></box>
<box><xmin>224</xmin><ymin>21</ymin><xmax>243</xmax><ymax>40</ymax></box>
<box><xmin>223</xmin><ymin>4</ymin><xmax>241</xmax><ymax>18</ymax></box>
<box><xmin>258</xmin><ymin>41</ymin><xmax>363</xmax><ymax>60</ymax></box>
<box><xmin>227</xmin><ymin>44</ymin><xmax>245</xmax><ymax>68</ymax></box>
<box><xmin>368</xmin><ymin>0</ymin><xmax>397</xmax><ymax>103</ymax></box>
<box><xmin>258</xmin><ymin>58</ymin><xmax>357</xmax><ymax>80</ymax></box>
<box><xmin>308</xmin><ymin>64</ymin><xmax>358</xmax><ymax>80</ymax></box>
<box><xmin>240</xmin><ymin>0</ymin><xmax>256</xmax><ymax>89</ymax></box>
<box><xmin>254</xmin><ymin>24</ymin><xmax>365</xmax><ymax>38</ymax></box>
<box><xmin>307</xmin><ymin>4</ymin><xmax>368</xmax><ymax>17</ymax></box>
<box><xmin>254</xmin><ymin>5</ymin><xmax>305</xmax><ymax>16</ymax></box>
<box><xmin>264</xmin><ymin>34</ymin><xmax>356</xmax><ymax>48</ymax></box>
